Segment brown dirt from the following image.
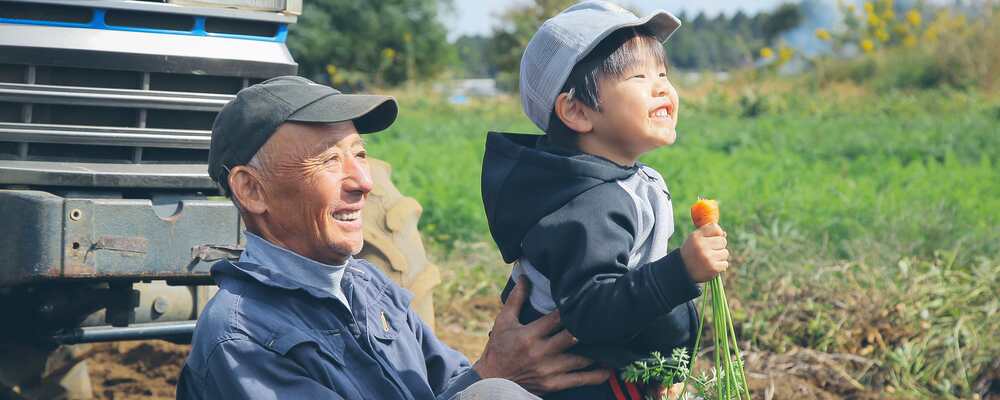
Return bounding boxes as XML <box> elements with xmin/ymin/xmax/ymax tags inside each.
<box><xmin>85</xmin><ymin>341</ymin><xmax>188</xmax><ymax>400</ymax></box>
<box><xmin>79</xmin><ymin>341</ymin><xmax>870</xmax><ymax>400</ymax></box>
<box><xmin>75</xmin><ymin>289</ymin><xmax>998</xmax><ymax>400</ymax></box>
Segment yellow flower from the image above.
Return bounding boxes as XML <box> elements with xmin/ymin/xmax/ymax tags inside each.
<box><xmin>923</xmin><ymin>27</ymin><xmax>939</xmax><ymax>43</ymax></box>
<box><xmin>861</xmin><ymin>39</ymin><xmax>875</xmax><ymax>53</ymax></box>
<box><xmin>382</xmin><ymin>48</ymin><xmax>397</xmax><ymax>60</ymax></box>
<box><xmin>903</xmin><ymin>34</ymin><xmax>918</xmax><ymax>47</ymax></box>
<box><xmin>760</xmin><ymin>47</ymin><xmax>775</xmax><ymax>59</ymax></box>
<box><xmin>953</xmin><ymin>14</ymin><xmax>967</xmax><ymax>27</ymax></box>
<box><xmin>815</xmin><ymin>28</ymin><xmax>832</xmax><ymax>41</ymax></box>
<box><xmin>325</xmin><ymin>65</ymin><xmax>343</xmax><ymax>84</ymax></box>
<box><xmin>882</xmin><ymin>9</ymin><xmax>895</xmax><ymax>20</ymax></box>
<box><xmin>846</xmin><ymin>4</ymin><xmax>857</xmax><ymax>14</ymax></box>
<box><xmin>867</xmin><ymin>13</ymin><xmax>882</xmax><ymax>27</ymax></box>
<box><xmin>864</xmin><ymin>2</ymin><xmax>875</xmax><ymax>13</ymax></box>
<box><xmin>875</xmin><ymin>28</ymin><xmax>890</xmax><ymax>42</ymax></box>
<box><xmin>906</xmin><ymin>10</ymin><xmax>922</xmax><ymax>27</ymax></box>
<box><xmin>778</xmin><ymin>46</ymin><xmax>794</xmax><ymax>63</ymax></box>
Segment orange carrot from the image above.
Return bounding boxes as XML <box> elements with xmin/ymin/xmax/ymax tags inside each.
<box><xmin>690</xmin><ymin>198</ymin><xmax>720</xmax><ymax>228</ymax></box>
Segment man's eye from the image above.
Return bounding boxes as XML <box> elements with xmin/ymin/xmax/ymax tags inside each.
<box><xmin>659</xmin><ymin>72</ymin><xmax>668</xmax><ymax>78</ymax></box>
<box><xmin>630</xmin><ymin>74</ymin><xmax>646</xmax><ymax>79</ymax></box>
<box><xmin>356</xmin><ymin>150</ymin><xmax>367</xmax><ymax>159</ymax></box>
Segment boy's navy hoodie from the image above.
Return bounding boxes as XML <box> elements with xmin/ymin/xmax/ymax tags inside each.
<box><xmin>482</xmin><ymin>132</ymin><xmax>702</xmax><ymax>370</ymax></box>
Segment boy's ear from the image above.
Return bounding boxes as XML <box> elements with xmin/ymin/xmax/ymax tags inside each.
<box><xmin>554</xmin><ymin>92</ymin><xmax>593</xmax><ymax>134</ymax></box>
<box><xmin>228</xmin><ymin>165</ymin><xmax>268</xmax><ymax>215</ymax></box>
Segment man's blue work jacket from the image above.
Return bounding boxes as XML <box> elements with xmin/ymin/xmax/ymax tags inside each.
<box><xmin>177</xmin><ymin>253</ymin><xmax>479</xmax><ymax>399</ymax></box>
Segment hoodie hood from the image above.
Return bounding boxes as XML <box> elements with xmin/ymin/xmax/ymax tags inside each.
<box><xmin>482</xmin><ymin>132</ymin><xmax>638</xmax><ymax>263</ymax></box>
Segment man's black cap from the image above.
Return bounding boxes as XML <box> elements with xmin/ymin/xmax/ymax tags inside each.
<box><xmin>208</xmin><ymin>75</ymin><xmax>398</xmax><ymax>193</ymax></box>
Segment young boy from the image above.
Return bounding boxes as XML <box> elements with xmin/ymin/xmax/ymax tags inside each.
<box><xmin>481</xmin><ymin>1</ymin><xmax>730</xmax><ymax>399</ymax></box>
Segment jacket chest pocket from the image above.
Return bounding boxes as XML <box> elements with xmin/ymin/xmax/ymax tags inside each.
<box><xmin>368</xmin><ymin>301</ymin><xmax>403</xmax><ymax>343</ymax></box>
<box><xmin>267</xmin><ymin>328</ymin><xmax>347</xmax><ymax>367</ymax></box>
<box><xmin>366</xmin><ymin>298</ymin><xmax>425</xmax><ymax>372</ymax></box>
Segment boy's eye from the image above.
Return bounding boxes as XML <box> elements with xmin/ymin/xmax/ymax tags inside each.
<box><xmin>356</xmin><ymin>150</ymin><xmax>367</xmax><ymax>159</ymax></box>
<box><xmin>659</xmin><ymin>72</ymin><xmax>668</xmax><ymax>78</ymax></box>
<box><xmin>630</xmin><ymin>74</ymin><xmax>646</xmax><ymax>79</ymax></box>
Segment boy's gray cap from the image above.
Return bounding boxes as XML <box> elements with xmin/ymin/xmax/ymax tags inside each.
<box><xmin>208</xmin><ymin>75</ymin><xmax>397</xmax><ymax>192</ymax></box>
<box><xmin>520</xmin><ymin>1</ymin><xmax>681</xmax><ymax>131</ymax></box>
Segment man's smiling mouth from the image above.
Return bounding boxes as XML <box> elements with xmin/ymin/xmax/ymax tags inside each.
<box><xmin>332</xmin><ymin>210</ymin><xmax>361</xmax><ymax>222</ymax></box>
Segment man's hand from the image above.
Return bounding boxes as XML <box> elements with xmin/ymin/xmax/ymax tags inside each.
<box><xmin>472</xmin><ymin>277</ymin><xmax>611</xmax><ymax>394</ymax></box>
<box><xmin>680</xmin><ymin>223</ymin><xmax>730</xmax><ymax>282</ymax></box>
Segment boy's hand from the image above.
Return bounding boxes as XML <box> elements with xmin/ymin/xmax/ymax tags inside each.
<box><xmin>680</xmin><ymin>223</ymin><xmax>729</xmax><ymax>282</ymax></box>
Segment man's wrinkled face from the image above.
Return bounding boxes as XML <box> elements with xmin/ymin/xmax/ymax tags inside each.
<box><xmin>254</xmin><ymin>121</ymin><xmax>372</xmax><ymax>265</ymax></box>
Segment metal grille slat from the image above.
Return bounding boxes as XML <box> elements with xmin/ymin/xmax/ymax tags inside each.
<box><xmin>0</xmin><ymin>122</ymin><xmax>210</xmax><ymax>149</ymax></box>
<box><xmin>0</xmin><ymin>82</ymin><xmax>233</xmax><ymax>111</ymax></box>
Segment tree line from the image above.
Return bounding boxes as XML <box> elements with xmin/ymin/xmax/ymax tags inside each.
<box><xmin>288</xmin><ymin>0</ymin><xmax>802</xmax><ymax>90</ymax></box>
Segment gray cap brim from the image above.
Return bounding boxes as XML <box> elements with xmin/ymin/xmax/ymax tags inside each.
<box><xmin>643</xmin><ymin>10</ymin><xmax>682</xmax><ymax>43</ymax></box>
<box><xmin>579</xmin><ymin>10</ymin><xmax>681</xmax><ymax>63</ymax></box>
<box><xmin>287</xmin><ymin>94</ymin><xmax>398</xmax><ymax>134</ymax></box>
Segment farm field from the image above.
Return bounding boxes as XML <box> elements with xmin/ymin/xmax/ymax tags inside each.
<box><xmin>74</xmin><ymin>81</ymin><xmax>998</xmax><ymax>400</ymax></box>
<box><xmin>371</xmin><ymin>80</ymin><xmax>1000</xmax><ymax>399</ymax></box>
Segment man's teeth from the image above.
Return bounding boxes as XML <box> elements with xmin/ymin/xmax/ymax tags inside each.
<box><xmin>333</xmin><ymin>210</ymin><xmax>361</xmax><ymax>221</ymax></box>
<box><xmin>652</xmin><ymin>108</ymin><xmax>670</xmax><ymax>118</ymax></box>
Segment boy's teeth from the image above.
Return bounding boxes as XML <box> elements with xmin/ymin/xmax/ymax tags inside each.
<box><xmin>333</xmin><ymin>210</ymin><xmax>361</xmax><ymax>221</ymax></box>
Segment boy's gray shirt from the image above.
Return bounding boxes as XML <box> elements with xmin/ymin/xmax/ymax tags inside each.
<box><xmin>482</xmin><ymin>132</ymin><xmax>701</xmax><ymax>369</ymax></box>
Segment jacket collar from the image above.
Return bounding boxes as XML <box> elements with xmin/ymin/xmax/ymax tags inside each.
<box><xmin>212</xmin><ymin>232</ymin><xmax>352</xmax><ymax>303</ymax></box>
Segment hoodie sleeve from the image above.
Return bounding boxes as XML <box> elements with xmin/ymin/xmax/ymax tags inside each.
<box><xmin>521</xmin><ymin>183</ymin><xmax>702</xmax><ymax>344</ymax></box>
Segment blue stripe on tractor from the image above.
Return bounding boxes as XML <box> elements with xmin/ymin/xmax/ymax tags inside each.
<box><xmin>0</xmin><ymin>8</ymin><xmax>287</xmax><ymax>43</ymax></box>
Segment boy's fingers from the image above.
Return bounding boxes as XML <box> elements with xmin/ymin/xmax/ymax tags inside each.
<box><xmin>705</xmin><ymin>236</ymin><xmax>727</xmax><ymax>250</ymax></box>
<box><xmin>716</xmin><ymin>261</ymin><xmax>730</xmax><ymax>272</ymax></box>
<box><xmin>700</xmin><ymin>223</ymin><xmax>725</xmax><ymax>237</ymax></box>
<box><xmin>715</xmin><ymin>248</ymin><xmax>730</xmax><ymax>262</ymax></box>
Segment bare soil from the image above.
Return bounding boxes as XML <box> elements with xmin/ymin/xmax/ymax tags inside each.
<box><xmin>73</xmin><ymin>296</ymin><xmax>998</xmax><ymax>400</ymax></box>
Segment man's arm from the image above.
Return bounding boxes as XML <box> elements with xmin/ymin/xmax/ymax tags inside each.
<box><xmin>182</xmin><ymin>338</ymin><xmax>345</xmax><ymax>400</ymax></box>
<box><xmin>406</xmin><ymin>306</ymin><xmax>480</xmax><ymax>400</ymax></box>
<box><xmin>521</xmin><ymin>185</ymin><xmax>702</xmax><ymax>345</ymax></box>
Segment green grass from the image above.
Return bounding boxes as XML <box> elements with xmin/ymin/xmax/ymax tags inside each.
<box><xmin>371</xmin><ymin>87</ymin><xmax>999</xmax><ymax>257</ymax></box>
<box><xmin>367</xmin><ymin>84</ymin><xmax>1000</xmax><ymax>398</ymax></box>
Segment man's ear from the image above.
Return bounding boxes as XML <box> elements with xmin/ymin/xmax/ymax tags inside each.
<box><xmin>228</xmin><ymin>165</ymin><xmax>268</xmax><ymax>215</ymax></box>
<box><xmin>554</xmin><ymin>92</ymin><xmax>593</xmax><ymax>134</ymax></box>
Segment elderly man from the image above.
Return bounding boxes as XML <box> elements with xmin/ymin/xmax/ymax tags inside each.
<box><xmin>176</xmin><ymin>76</ymin><xmax>609</xmax><ymax>399</ymax></box>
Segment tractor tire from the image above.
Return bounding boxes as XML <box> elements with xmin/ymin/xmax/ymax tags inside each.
<box><xmin>358</xmin><ymin>158</ymin><xmax>441</xmax><ymax>331</ymax></box>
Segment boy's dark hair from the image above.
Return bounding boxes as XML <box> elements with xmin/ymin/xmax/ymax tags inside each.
<box><xmin>546</xmin><ymin>27</ymin><xmax>668</xmax><ymax>147</ymax></box>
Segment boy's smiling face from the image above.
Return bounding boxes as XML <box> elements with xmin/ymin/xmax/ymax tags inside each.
<box><xmin>583</xmin><ymin>50</ymin><xmax>680</xmax><ymax>164</ymax></box>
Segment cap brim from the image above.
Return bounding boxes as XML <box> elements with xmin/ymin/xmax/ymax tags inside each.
<box><xmin>641</xmin><ymin>10</ymin><xmax>682</xmax><ymax>43</ymax></box>
<box><xmin>585</xmin><ymin>10</ymin><xmax>681</xmax><ymax>58</ymax></box>
<box><xmin>286</xmin><ymin>94</ymin><xmax>398</xmax><ymax>134</ymax></box>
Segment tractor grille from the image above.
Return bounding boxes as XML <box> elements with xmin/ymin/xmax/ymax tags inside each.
<box><xmin>0</xmin><ymin>64</ymin><xmax>257</xmax><ymax>165</ymax></box>
<box><xmin>0</xmin><ymin>1</ymin><xmax>283</xmax><ymax>38</ymax></box>
<box><xmin>0</xmin><ymin>0</ymin><xmax>297</xmax><ymax>189</ymax></box>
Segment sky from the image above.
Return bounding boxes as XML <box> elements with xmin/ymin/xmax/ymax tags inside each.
<box><xmin>442</xmin><ymin>0</ymin><xmax>793</xmax><ymax>40</ymax></box>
